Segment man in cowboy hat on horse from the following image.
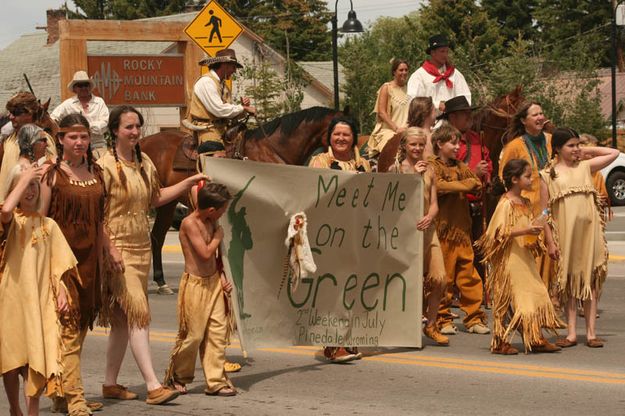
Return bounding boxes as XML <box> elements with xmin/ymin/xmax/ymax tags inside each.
<box><xmin>51</xmin><ymin>70</ymin><xmax>110</xmax><ymax>158</ymax></box>
<box><xmin>0</xmin><ymin>91</ymin><xmax>57</xmax><ymax>203</ymax></box>
<box><xmin>183</xmin><ymin>48</ymin><xmax>256</xmax><ymax>147</ymax></box>
<box><xmin>407</xmin><ymin>34</ymin><xmax>472</xmax><ymax>114</ymax></box>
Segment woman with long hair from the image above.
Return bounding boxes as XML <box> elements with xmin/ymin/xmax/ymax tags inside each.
<box><xmin>367</xmin><ymin>58</ymin><xmax>410</xmax><ymax>160</ymax></box>
<box><xmin>40</xmin><ymin>113</ymin><xmax>106</xmax><ymax>416</ymax></box>
<box><xmin>98</xmin><ymin>105</ymin><xmax>206</xmax><ymax>405</ymax></box>
<box><xmin>498</xmin><ymin>101</ymin><xmax>553</xmax><ymax>288</ymax></box>
<box><xmin>407</xmin><ymin>96</ymin><xmax>437</xmax><ymax>157</ymax></box>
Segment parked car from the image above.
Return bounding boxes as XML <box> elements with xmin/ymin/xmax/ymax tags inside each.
<box><xmin>602</xmin><ymin>151</ymin><xmax>625</xmax><ymax>206</ymax></box>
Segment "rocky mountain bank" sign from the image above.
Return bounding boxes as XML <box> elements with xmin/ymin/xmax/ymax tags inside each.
<box><xmin>88</xmin><ymin>55</ymin><xmax>185</xmax><ymax>106</ymax></box>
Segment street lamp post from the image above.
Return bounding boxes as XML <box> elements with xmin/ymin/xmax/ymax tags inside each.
<box><xmin>611</xmin><ymin>1</ymin><xmax>625</xmax><ymax>148</ymax></box>
<box><xmin>332</xmin><ymin>0</ymin><xmax>363</xmax><ymax>111</ymax></box>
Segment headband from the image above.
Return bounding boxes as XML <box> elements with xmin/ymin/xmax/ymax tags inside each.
<box><xmin>58</xmin><ymin>125</ymin><xmax>90</xmax><ymax>134</ymax></box>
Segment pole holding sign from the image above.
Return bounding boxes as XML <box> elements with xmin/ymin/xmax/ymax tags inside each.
<box><xmin>185</xmin><ymin>0</ymin><xmax>244</xmax><ymax>57</ymax></box>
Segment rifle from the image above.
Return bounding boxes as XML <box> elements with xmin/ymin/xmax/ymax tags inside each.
<box><xmin>23</xmin><ymin>73</ymin><xmax>35</xmax><ymax>96</ymax></box>
<box><xmin>479</xmin><ymin>130</ymin><xmax>491</xmax><ymax>308</ymax></box>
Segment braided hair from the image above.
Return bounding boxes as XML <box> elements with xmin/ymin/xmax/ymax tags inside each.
<box><xmin>16</xmin><ymin>123</ymin><xmax>44</xmax><ymax>162</ymax></box>
<box><xmin>57</xmin><ymin>113</ymin><xmax>94</xmax><ymax>172</ymax></box>
<box><xmin>107</xmin><ymin>105</ymin><xmax>149</xmax><ymax>191</ymax></box>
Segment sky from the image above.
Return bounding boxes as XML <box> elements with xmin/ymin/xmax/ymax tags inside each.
<box><xmin>0</xmin><ymin>0</ymin><xmax>421</xmax><ymax>49</ymax></box>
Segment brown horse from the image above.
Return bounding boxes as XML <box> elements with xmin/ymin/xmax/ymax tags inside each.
<box><xmin>376</xmin><ymin>87</ymin><xmax>525</xmax><ymax>174</ymax></box>
<box><xmin>141</xmin><ymin>106</ymin><xmax>341</xmax><ymax>286</ymax></box>
<box><xmin>473</xmin><ymin>85</ymin><xmax>524</xmax><ymax>176</ymax></box>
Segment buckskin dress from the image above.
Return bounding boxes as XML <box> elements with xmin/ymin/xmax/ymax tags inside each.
<box><xmin>98</xmin><ymin>151</ymin><xmax>161</xmax><ymax>328</ymax></box>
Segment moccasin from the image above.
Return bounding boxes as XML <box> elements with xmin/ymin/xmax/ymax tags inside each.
<box><xmin>146</xmin><ymin>386</ymin><xmax>179</xmax><ymax>405</ymax></box>
<box><xmin>102</xmin><ymin>384</ymin><xmax>138</xmax><ymax>400</ymax></box>
<box><xmin>424</xmin><ymin>325</ymin><xmax>449</xmax><ymax>346</ymax></box>
<box><xmin>555</xmin><ymin>338</ymin><xmax>577</xmax><ymax>348</ymax></box>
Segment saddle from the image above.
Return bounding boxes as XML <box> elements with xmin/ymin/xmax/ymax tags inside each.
<box><xmin>172</xmin><ymin>134</ymin><xmax>198</xmax><ymax>172</ymax></box>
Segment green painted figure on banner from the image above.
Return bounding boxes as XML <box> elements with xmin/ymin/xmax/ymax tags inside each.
<box><xmin>228</xmin><ymin>176</ymin><xmax>255</xmax><ymax>319</ymax></box>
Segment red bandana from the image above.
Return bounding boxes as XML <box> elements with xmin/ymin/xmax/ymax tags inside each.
<box><xmin>421</xmin><ymin>60</ymin><xmax>455</xmax><ymax>89</ymax></box>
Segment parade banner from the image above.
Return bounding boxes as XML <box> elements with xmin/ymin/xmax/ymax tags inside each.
<box><xmin>202</xmin><ymin>157</ymin><xmax>424</xmax><ymax>349</ymax></box>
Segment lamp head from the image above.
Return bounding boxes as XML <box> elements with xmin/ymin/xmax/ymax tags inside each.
<box><xmin>341</xmin><ymin>10</ymin><xmax>363</xmax><ymax>33</ymax></box>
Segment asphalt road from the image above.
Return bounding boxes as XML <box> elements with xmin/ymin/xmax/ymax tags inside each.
<box><xmin>3</xmin><ymin>232</ymin><xmax>625</xmax><ymax>415</ymax></box>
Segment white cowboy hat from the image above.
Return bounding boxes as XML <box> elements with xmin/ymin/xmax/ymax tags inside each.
<box><xmin>67</xmin><ymin>71</ymin><xmax>95</xmax><ymax>91</ymax></box>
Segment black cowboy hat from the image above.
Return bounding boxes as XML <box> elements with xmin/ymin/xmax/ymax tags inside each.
<box><xmin>199</xmin><ymin>49</ymin><xmax>243</xmax><ymax>69</ymax></box>
<box><xmin>426</xmin><ymin>34</ymin><xmax>451</xmax><ymax>54</ymax></box>
<box><xmin>437</xmin><ymin>96</ymin><xmax>480</xmax><ymax>119</ymax></box>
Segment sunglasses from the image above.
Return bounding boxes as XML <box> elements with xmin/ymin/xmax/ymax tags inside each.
<box><xmin>10</xmin><ymin>108</ymin><xmax>29</xmax><ymax>117</ymax></box>
<box><xmin>74</xmin><ymin>82</ymin><xmax>91</xmax><ymax>88</ymax></box>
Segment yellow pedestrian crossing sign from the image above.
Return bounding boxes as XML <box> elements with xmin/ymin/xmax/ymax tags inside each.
<box><xmin>185</xmin><ymin>0</ymin><xmax>244</xmax><ymax>56</ymax></box>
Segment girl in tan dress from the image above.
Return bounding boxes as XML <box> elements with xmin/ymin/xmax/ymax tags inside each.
<box><xmin>389</xmin><ymin>127</ymin><xmax>448</xmax><ymax>345</ymax></box>
<box><xmin>540</xmin><ymin>128</ymin><xmax>618</xmax><ymax>349</ymax></box>
<box><xmin>477</xmin><ymin>159</ymin><xmax>561</xmax><ymax>355</ymax></box>
<box><xmin>0</xmin><ymin>162</ymin><xmax>75</xmax><ymax>416</ymax></box>
<box><xmin>98</xmin><ymin>106</ymin><xmax>207</xmax><ymax>405</ymax></box>
<box><xmin>40</xmin><ymin>114</ymin><xmax>106</xmax><ymax>416</ymax></box>
<box><xmin>367</xmin><ymin>59</ymin><xmax>410</xmax><ymax>159</ymax></box>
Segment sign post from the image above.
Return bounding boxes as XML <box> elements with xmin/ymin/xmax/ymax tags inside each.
<box><xmin>185</xmin><ymin>0</ymin><xmax>244</xmax><ymax>56</ymax></box>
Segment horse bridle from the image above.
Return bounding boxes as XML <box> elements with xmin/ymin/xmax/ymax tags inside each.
<box><xmin>477</xmin><ymin>95</ymin><xmax>519</xmax><ymax>133</ymax></box>
<box><xmin>224</xmin><ymin>114</ymin><xmax>251</xmax><ymax>160</ymax></box>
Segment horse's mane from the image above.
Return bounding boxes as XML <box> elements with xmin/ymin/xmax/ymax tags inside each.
<box><xmin>473</xmin><ymin>87</ymin><xmax>524</xmax><ymax>133</ymax></box>
<box><xmin>245</xmin><ymin>106</ymin><xmax>336</xmax><ymax>141</ymax></box>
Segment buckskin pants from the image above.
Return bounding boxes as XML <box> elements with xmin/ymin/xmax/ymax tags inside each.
<box><xmin>165</xmin><ymin>272</ymin><xmax>230</xmax><ymax>393</ymax></box>
<box><xmin>59</xmin><ymin>325</ymin><xmax>89</xmax><ymax>414</ymax></box>
<box><xmin>437</xmin><ymin>240</ymin><xmax>486</xmax><ymax>329</ymax></box>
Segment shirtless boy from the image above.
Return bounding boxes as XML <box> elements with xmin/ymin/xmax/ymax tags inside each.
<box><xmin>164</xmin><ymin>182</ymin><xmax>236</xmax><ymax>397</ymax></box>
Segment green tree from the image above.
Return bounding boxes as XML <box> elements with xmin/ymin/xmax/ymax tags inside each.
<box><xmin>481</xmin><ymin>36</ymin><xmax>541</xmax><ymax>99</ymax></box>
<box><xmin>219</xmin><ymin>0</ymin><xmax>332</xmax><ymax>60</ymax></box>
<box><xmin>533</xmin><ymin>0</ymin><xmax>612</xmax><ymax>68</ymax></box>
<box><xmin>237</xmin><ymin>53</ymin><xmax>307</xmax><ymax>122</ymax></box>
<box><xmin>71</xmin><ymin>0</ymin><xmax>188</xmax><ymax>19</ymax></box>
<box><xmin>481</xmin><ymin>0</ymin><xmax>537</xmax><ymax>45</ymax></box>
<box><xmin>340</xmin><ymin>13</ymin><xmax>423</xmax><ymax>133</ymax></box>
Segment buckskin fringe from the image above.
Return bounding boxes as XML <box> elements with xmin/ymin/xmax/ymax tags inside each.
<box><xmin>47</xmin><ymin>270</ymin><xmax>74</xmax><ymax>398</ymax></box>
<box><xmin>548</xmin><ymin>188</ymin><xmax>608</xmax><ymax>304</ymax></box>
<box><xmin>499</xmin><ymin>294</ymin><xmax>560</xmax><ymax>353</ymax></box>
<box><xmin>98</xmin><ymin>268</ymin><xmax>151</xmax><ymax>329</ymax></box>
<box><xmin>430</xmin><ymin>157</ymin><xmax>478</xmax><ymax>185</ymax></box>
<box><xmin>436</xmin><ymin>221</ymin><xmax>472</xmax><ymax>247</ymax></box>
<box><xmin>547</xmin><ymin>185</ymin><xmax>597</xmax><ymax>205</ymax></box>
<box><xmin>163</xmin><ymin>274</ymin><xmax>191</xmax><ymax>385</ymax></box>
<box><xmin>475</xmin><ymin>201</ymin><xmax>556</xmax><ymax>353</ymax></box>
<box><xmin>47</xmin><ymin>166</ymin><xmax>106</xmax><ymax>228</ymax></box>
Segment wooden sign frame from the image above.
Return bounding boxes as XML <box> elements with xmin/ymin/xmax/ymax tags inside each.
<box><xmin>59</xmin><ymin>19</ymin><xmax>205</xmax><ymax>108</ymax></box>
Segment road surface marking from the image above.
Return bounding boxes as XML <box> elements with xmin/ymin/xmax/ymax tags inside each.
<box><xmin>87</xmin><ymin>328</ymin><xmax>625</xmax><ymax>385</ymax></box>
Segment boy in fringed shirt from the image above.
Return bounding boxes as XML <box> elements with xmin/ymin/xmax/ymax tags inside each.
<box><xmin>429</xmin><ymin>122</ymin><xmax>490</xmax><ymax>335</ymax></box>
<box><xmin>164</xmin><ymin>182</ymin><xmax>237</xmax><ymax>397</ymax></box>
